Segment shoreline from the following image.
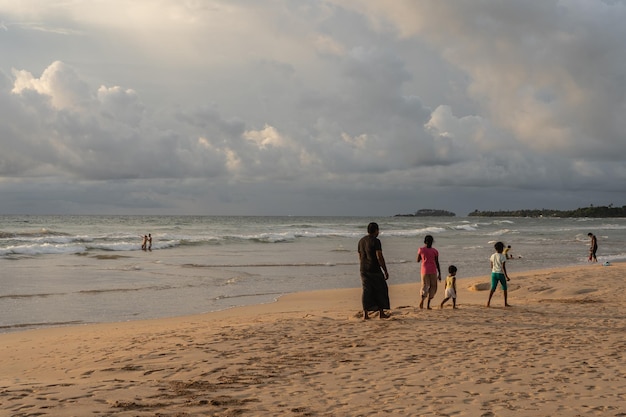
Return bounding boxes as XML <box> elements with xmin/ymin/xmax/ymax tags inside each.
<box><xmin>0</xmin><ymin>256</ymin><xmax>603</xmax><ymax>336</ymax></box>
<box><xmin>0</xmin><ymin>261</ymin><xmax>612</xmax><ymax>335</ymax></box>
<box><xmin>2</xmin><ymin>262</ymin><xmax>625</xmax><ymax>416</ymax></box>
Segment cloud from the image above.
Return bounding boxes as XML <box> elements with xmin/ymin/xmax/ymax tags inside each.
<box><xmin>97</xmin><ymin>86</ymin><xmax>144</xmax><ymax>126</ymax></box>
<box><xmin>12</xmin><ymin>61</ymin><xmax>90</xmax><ymax>109</ymax></box>
<box><xmin>0</xmin><ymin>1</ymin><xmax>626</xmax><ymax>215</ymax></box>
<box><xmin>344</xmin><ymin>1</ymin><xmax>626</xmax><ymax>160</ymax></box>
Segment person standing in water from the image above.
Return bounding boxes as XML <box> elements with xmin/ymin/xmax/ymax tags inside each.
<box><xmin>358</xmin><ymin>222</ymin><xmax>390</xmax><ymax>320</ymax></box>
<box><xmin>503</xmin><ymin>245</ymin><xmax>512</xmax><ymax>259</ymax></box>
<box><xmin>417</xmin><ymin>235</ymin><xmax>441</xmax><ymax>309</ymax></box>
<box><xmin>588</xmin><ymin>233</ymin><xmax>598</xmax><ymax>262</ymax></box>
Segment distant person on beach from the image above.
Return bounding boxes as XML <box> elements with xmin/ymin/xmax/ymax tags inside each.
<box><xmin>417</xmin><ymin>235</ymin><xmax>441</xmax><ymax>309</ymax></box>
<box><xmin>487</xmin><ymin>241</ymin><xmax>511</xmax><ymax>307</ymax></box>
<box><xmin>358</xmin><ymin>222</ymin><xmax>390</xmax><ymax>320</ymax></box>
<box><xmin>148</xmin><ymin>233</ymin><xmax>152</xmax><ymax>251</ymax></box>
<box><xmin>588</xmin><ymin>233</ymin><xmax>597</xmax><ymax>262</ymax></box>
<box><xmin>440</xmin><ymin>265</ymin><xmax>457</xmax><ymax>309</ymax></box>
<box><xmin>503</xmin><ymin>245</ymin><xmax>512</xmax><ymax>259</ymax></box>
<box><xmin>141</xmin><ymin>235</ymin><xmax>148</xmax><ymax>251</ymax></box>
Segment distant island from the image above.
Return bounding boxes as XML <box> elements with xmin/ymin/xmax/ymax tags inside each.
<box><xmin>395</xmin><ymin>209</ymin><xmax>456</xmax><ymax>217</ymax></box>
<box><xmin>468</xmin><ymin>204</ymin><xmax>626</xmax><ymax>218</ymax></box>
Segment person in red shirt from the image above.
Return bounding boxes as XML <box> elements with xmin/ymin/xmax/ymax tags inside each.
<box><xmin>417</xmin><ymin>235</ymin><xmax>441</xmax><ymax>309</ymax></box>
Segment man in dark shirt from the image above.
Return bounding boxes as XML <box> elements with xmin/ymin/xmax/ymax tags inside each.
<box><xmin>588</xmin><ymin>232</ymin><xmax>598</xmax><ymax>262</ymax></box>
<box><xmin>358</xmin><ymin>222</ymin><xmax>390</xmax><ymax>320</ymax></box>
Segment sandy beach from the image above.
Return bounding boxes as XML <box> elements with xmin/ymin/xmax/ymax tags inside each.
<box><xmin>1</xmin><ymin>262</ymin><xmax>625</xmax><ymax>416</ymax></box>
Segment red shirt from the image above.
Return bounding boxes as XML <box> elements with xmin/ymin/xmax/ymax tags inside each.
<box><xmin>418</xmin><ymin>246</ymin><xmax>439</xmax><ymax>275</ymax></box>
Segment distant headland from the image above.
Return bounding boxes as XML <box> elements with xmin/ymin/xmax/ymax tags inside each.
<box><xmin>394</xmin><ymin>209</ymin><xmax>456</xmax><ymax>217</ymax></box>
<box><xmin>468</xmin><ymin>204</ymin><xmax>626</xmax><ymax>218</ymax></box>
<box><xmin>393</xmin><ymin>205</ymin><xmax>626</xmax><ymax>218</ymax></box>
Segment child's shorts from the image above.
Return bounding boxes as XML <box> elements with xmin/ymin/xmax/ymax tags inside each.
<box><xmin>444</xmin><ymin>287</ymin><xmax>456</xmax><ymax>299</ymax></box>
<box><xmin>491</xmin><ymin>272</ymin><xmax>508</xmax><ymax>291</ymax></box>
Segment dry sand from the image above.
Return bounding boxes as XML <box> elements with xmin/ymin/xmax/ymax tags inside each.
<box><xmin>1</xmin><ymin>262</ymin><xmax>625</xmax><ymax>416</ymax></box>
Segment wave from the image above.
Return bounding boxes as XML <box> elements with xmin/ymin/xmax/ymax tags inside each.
<box><xmin>4</xmin><ymin>216</ymin><xmax>626</xmax><ymax>259</ymax></box>
<box><xmin>381</xmin><ymin>227</ymin><xmax>447</xmax><ymax>238</ymax></box>
<box><xmin>181</xmin><ymin>259</ymin><xmax>407</xmax><ymax>269</ymax></box>
<box><xmin>78</xmin><ymin>285</ymin><xmax>176</xmax><ymax>295</ymax></box>
<box><xmin>486</xmin><ymin>228</ymin><xmax>514</xmax><ymax>236</ymax></box>
<box><xmin>0</xmin><ymin>243</ymin><xmax>88</xmax><ymax>257</ymax></box>
<box><xmin>212</xmin><ymin>291</ymin><xmax>284</xmax><ymax>301</ymax></box>
<box><xmin>92</xmin><ymin>254</ymin><xmax>132</xmax><ymax>260</ymax></box>
<box><xmin>0</xmin><ymin>228</ymin><xmax>70</xmax><ymax>238</ymax></box>
<box><xmin>598</xmin><ymin>252</ymin><xmax>626</xmax><ymax>263</ymax></box>
<box><xmin>453</xmin><ymin>223</ymin><xmax>479</xmax><ymax>231</ymax></box>
<box><xmin>492</xmin><ymin>220</ymin><xmax>515</xmax><ymax>225</ymax></box>
<box><xmin>182</xmin><ymin>261</ymin><xmax>357</xmax><ymax>268</ymax></box>
<box><xmin>0</xmin><ymin>320</ymin><xmax>85</xmax><ymax>331</ymax></box>
<box><xmin>0</xmin><ymin>277</ymin><xmax>272</xmax><ymax>304</ymax></box>
<box><xmin>0</xmin><ymin>292</ymin><xmax>62</xmax><ymax>300</ymax></box>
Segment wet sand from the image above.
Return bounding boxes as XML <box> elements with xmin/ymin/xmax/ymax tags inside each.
<box><xmin>1</xmin><ymin>262</ymin><xmax>625</xmax><ymax>416</ymax></box>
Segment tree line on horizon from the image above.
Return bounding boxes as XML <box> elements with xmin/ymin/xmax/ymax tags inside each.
<box><xmin>468</xmin><ymin>204</ymin><xmax>626</xmax><ymax>218</ymax></box>
<box><xmin>394</xmin><ymin>209</ymin><xmax>456</xmax><ymax>217</ymax></box>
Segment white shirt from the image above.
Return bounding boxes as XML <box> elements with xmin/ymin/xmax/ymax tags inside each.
<box><xmin>491</xmin><ymin>252</ymin><xmax>506</xmax><ymax>273</ymax></box>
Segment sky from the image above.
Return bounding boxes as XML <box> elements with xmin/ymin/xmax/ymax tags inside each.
<box><xmin>1</xmin><ymin>0</ymin><xmax>626</xmax><ymax>216</ymax></box>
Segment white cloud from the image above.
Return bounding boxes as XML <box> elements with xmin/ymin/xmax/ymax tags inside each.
<box><xmin>12</xmin><ymin>61</ymin><xmax>90</xmax><ymax>109</ymax></box>
<box><xmin>96</xmin><ymin>86</ymin><xmax>144</xmax><ymax>126</ymax></box>
<box><xmin>244</xmin><ymin>125</ymin><xmax>292</xmax><ymax>149</ymax></box>
<box><xmin>312</xmin><ymin>34</ymin><xmax>346</xmax><ymax>56</ymax></box>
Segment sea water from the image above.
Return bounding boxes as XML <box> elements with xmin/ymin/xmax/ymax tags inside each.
<box><xmin>1</xmin><ymin>215</ymin><xmax>625</xmax><ymax>333</ymax></box>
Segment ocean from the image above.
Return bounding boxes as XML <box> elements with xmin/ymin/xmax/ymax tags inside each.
<box><xmin>2</xmin><ymin>215</ymin><xmax>625</xmax><ymax>333</ymax></box>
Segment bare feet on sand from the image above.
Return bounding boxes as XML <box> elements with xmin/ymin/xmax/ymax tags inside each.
<box><xmin>363</xmin><ymin>311</ymin><xmax>390</xmax><ymax>320</ymax></box>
